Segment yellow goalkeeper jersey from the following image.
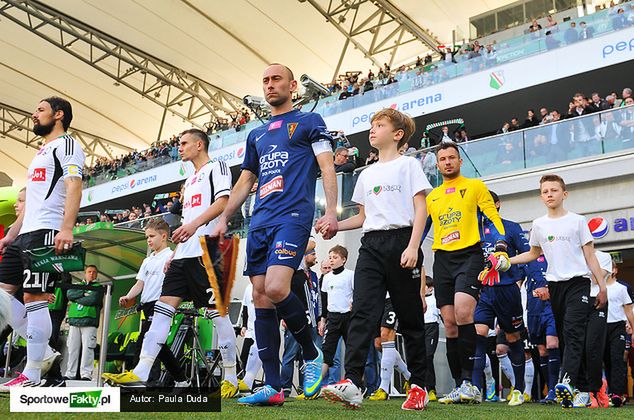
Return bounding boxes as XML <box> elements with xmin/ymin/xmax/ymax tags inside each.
<box><xmin>426</xmin><ymin>176</ymin><xmax>505</xmax><ymax>251</ymax></box>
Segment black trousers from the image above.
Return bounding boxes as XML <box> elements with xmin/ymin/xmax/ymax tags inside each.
<box><xmin>577</xmin><ymin>297</ymin><xmax>607</xmax><ymax>392</ymax></box>
<box><xmin>604</xmin><ymin>321</ymin><xmax>628</xmax><ymax>395</ymax></box>
<box><xmin>323</xmin><ymin>312</ymin><xmax>350</xmax><ymax>366</ymax></box>
<box><xmin>424</xmin><ymin>323</ymin><xmax>439</xmax><ymax>390</ymax></box>
<box><xmin>135</xmin><ymin>302</ymin><xmax>185</xmax><ymax>382</ymax></box>
<box><xmin>344</xmin><ymin>227</ymin><xmax>427</xmax><ymax>388</ymax></box>
<box><xmin>548</xmin><ymin>278</ymin><xmax>591</xmax><ymax>388</ymax></box>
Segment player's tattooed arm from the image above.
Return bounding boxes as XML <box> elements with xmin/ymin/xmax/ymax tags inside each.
<box><xmin>213</xmin><ymin>170</ymin><xmax>257</xmax><ymax>239</ymax></box>
<box><xmin>55</xmin><ymin>177</ymin><xmax>82</xmax><ymax>254</ymax></box>
<box><xmin>315</xmin><ymin>152</ymin><xmax>339</xmax><ymax>240</ymax></box>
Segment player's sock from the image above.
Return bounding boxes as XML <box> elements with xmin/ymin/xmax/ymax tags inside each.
<box><xmin>472</xmin><ymin>335</ymin><xmax>488</xmax><ymax>390</ymax></box>
<box><xmin>379</xmin><ymin>341</ymin><xmax>397</xmax><ymax>392</ymax></box>
<box><xmin>524</xmin><ymin>358</ymin><xmax>534</xmax><ymax>397</ymax></box>
<box><xmin>458</xmin><ymin>323</ymin><xmax>477</xmax><ymax>383</ymax></box>
<box><xmin>255</xmin><ymin>308</ymin><xmax>282</xmax><ymax>391</ymax></box>
<box><xmin>215</xmin><ymin>315</ymin><xmax>238</xmax><ymax>386</ymax></box>
<box><xmin>23</xmin><ymin>301</ymin><xmax>52</xmax><ymax>383</ymax></box>
<box><xmin>11</xmin><ymin>296</ymin><xmax>55</xmax><ymax>360</ymax></box>
<box><xmin>393</xmin><ymin>346</ymin><xmax>411</xmax><ymax>380</ymax></box>
<box><xmin>498</xmin><ymin>353</ymin><xmax>516</xmax><ymax>387</ymax></box>
<box><xmin>133</xmin><ymin>301</ymin><xmax>174</xmax><ymax>381</ymax></box>
<box><xmin>484</xmin><ymin>353</ymin><xmax>494</xmax><ymax>384</ymax></box>
<box><xmin>274</xmin><ymin>293</ymin><xmax>318</xmax><ymax>361</ymax></box>
<box><xmin>508</xmin><ymin>340</ymin><xmax>525</xmax><ymax>393</ymax></box>
<box><xmin>9</xmin><ymin>294</ymin><xmax>28</xmax><ymax>338</ymax></box>
<box><xmin>243</xmin><ymin>342</ymin><xmax>262</xmax><ymax>389</ymax></box>
<box><xmin>446</xmin><ymin>337</ymin><xmax>462</xmax><ymax>384</ymax></box>
<box><xmin>539</xmin><ymin>355</ymin><xmax>549</xmax><ymax>390</ymax></box>
<box><xmin>547</xmin><ymin>348</ymin><xmax>560</xmax><ymax>389</ymax></box>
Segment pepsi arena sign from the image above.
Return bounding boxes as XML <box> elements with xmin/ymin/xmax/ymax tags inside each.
<box><xmin>111</xmin><ymin>174</ymin><xmax>158</xmax><ymax>194</ymax></box>
<box><xmin>210</xmin><ymin>146</ymin><xmax>245</xmax><ymax>164</ymax></box>
<box><xmin>352</xmin><ymin>93</ymin><xmax>443</xmax><ymax>127</ymax></box>
<box><xmin>588</xmin><ymin>216</ymin><xmax>634</xmax><ymax>240</ymax></box>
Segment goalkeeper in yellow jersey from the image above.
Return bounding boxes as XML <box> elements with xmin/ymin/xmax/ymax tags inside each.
<box><xmin>424</xmin><ymin>142</ymin><xmax>509</xmax><ymax>404</ymax></box>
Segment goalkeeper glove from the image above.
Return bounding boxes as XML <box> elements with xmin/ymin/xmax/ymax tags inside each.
<box><xmin>478</xmin><ymin>264</ymin><xmax>499</xmax><ymax>286</ymax></box>
<box><xmin>492</xmin><ymin>240</ymin><xmax>511</xmax><ymax>272</ymax></box>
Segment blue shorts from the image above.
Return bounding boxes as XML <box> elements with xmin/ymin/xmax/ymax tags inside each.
<box><xmin>244</xmin><ymin>224</ymin><xmax>310</xmax><ymax>277</ymax></box>
<box><xmin>527</xmin><ymin>304</ymin><xmax>557</xmax><ymax>344</ymax></box>
<box><xmin>474</xmin><ymin>284</ymin><xmax>524</xmax><ymax>333</ymax></box>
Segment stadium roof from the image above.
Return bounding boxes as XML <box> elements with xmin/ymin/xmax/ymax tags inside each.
<box><xmin>0</xmin><ymin>0</ymin><xmax>516</xmax><ymax>185</ymax></box>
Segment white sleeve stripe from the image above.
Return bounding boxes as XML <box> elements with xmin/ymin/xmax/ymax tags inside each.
<box><xmin>214</xmin><ymin>188</ymin><xmax>230</xmax><ymax>198</ymax></box>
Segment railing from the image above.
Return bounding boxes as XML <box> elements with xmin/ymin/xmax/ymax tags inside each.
<box><xmin>82</xmin><ymin>4</ymin><xmax>631</xmax><ymax>189</ymax></box>
<box><xmin>227</xmin><ymin>105</ymin><xmax>634</xmax><ymax>236</ymax></box>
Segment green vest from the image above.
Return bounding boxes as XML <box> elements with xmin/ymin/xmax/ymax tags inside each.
<box><xmin>68</xmin><ymin>301</ymin><xmax>98</xmax><ymax>319</ymax></box>
<box><xmin>68</xmin><ymin>286</ymin><xmax>99</xmax><ymax>319</ymax></box>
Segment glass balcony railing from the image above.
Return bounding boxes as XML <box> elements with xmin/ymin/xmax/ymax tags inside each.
<box><xmin>228</xmin><ymin>105</ymin><xmax>634</xmax><ymax>237</ymax></box>
<box><xmin>83</xmin><ymin>4</ymin><xmax>632</xmax><ymax>190</ymax></box>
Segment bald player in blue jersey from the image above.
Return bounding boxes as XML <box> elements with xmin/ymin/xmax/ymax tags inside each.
<box><xmin>214</xmin><ymin>64</ymin><xmax>338</xmax><ymax>406</ymax></box>
<box><xmin>471</xmin><ymin>191</ymin><xmax>537</xmax><ymax>406</ymax></box>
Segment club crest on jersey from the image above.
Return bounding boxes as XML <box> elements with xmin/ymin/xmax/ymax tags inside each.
<box><xmin>287</xmin><ymin>123</ymin><xmax>298</xmax><ymax>140</ymax></box>
<box><xmin>30</xmin><ymin>168</ymin><xmax>46</xmax><ymax>182</ymax></box>
<box><xmin>460</xmin><ymin>188</ymin><xmax>467</xmax><ymax>198</ymax></box>
<box><xmin>259</xmin><ymin>175</ymin><xmax>284</xmax><ymax>199</ymax></box>
<box><xmin>269</xmin><ymin>120</ymin><xmax>283</xmax><ymax>131</ymax></box>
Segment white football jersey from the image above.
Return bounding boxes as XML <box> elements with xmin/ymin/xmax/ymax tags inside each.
<box><xmin>21</xmin><ymin>135</ymin><xmax>85</xmax><ymax>234</ymax></box>
<box><xmin>173</xmin><ymin>160</ymin><xmax>231</xmax><ymax>259</ymax></box>
<box><xmin>138</xmin><ymin>247</ymin><xmax>173</xmax><ymax>304</ymax></box>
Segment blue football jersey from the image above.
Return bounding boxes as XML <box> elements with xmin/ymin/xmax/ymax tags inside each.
<box><xmin>482</xmin><ymin>218</ymin><xmax>529</xmax><ymax>286</ymax></box>
<box><xmin>241</xmin><ymin>109</ymin><xmax>332</xmax><ymax>230</ymax></box>
<box><xmin>525</xmin><ymin>255</ymin><xmax>550</xmax><ymax>316</ymax></box>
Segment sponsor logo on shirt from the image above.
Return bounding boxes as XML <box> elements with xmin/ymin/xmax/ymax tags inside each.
<box><xmin>259</xmin><ymin>145</ymin><xmax>289</xmax><ymax>176</ymax></box>
<box><xmin>546</xmin><ymin>235</ymin><xmax>571</xmax><ymax>242</ymax></box>
<box><xmin>445</xmin><ymin>187</ymin><xmax>455</xmax><ymax>194</ymax></box>
<box><xmin>184</xmin><ymin>193</ymin><xmax>202</xmax><ymax>209</ymax></box>
<box><xmin>367</xmin><ymin>185</ymin><xmax>402</xmax><ymax>196</ymax></box>
<box><xmin>259</xmin><ymin>175</ymin><xmax>284</xmax><ymax>199</ymax></box>
<box><xmin>274</xmin><ymin>240</ymin><xmax>298</xmax><ymax>260</ymax></box>
<box><xmin>287</xmin><ymin>123</ymin><xmax>298</xmax><ymax>140</ymax></box>
<box><xmin>30</xmin><ymin>168</ymin><xmax>46</xmax><ymax>182</ymax></box>
<box><xmin>439</xmin><ymin>208</ymin><xmax>462</xmax><ymax>226</ymax></box>
<box><xmin>441</xmin><ymin>231</ymin><xmax>460</xmax><ymax>244</ymax></box>
<box><xmin>269</xmin><ymin>120</ymin><xmax>283</xmax><ymax>131</ymax></box>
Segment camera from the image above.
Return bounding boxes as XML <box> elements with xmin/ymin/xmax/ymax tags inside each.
<box><xmin>300</xmin><ymin>74</ymin><xmax>330</xmax><ymax>98</ymax></box>
<box><xmin>243</xmin><ymin>95</ymin><xmax>268</xmax><ymax>109</ymax></box>
<box><xmin>243</xmin><ymin>95</ymin><xmax>271</xmax><ymax>120</ymax></box>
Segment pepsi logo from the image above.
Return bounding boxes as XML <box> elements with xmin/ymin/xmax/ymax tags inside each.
<box><xmin>130</xmin><ymin>179</ymin><xmax>136</xmax><ymax>189</ymax></box>
<box><xmin>237</xmin><ymin>147</ymin><xmax>245</xmax><ymax>158</ymax></box>
<box><xmin>588</xmin><ymin>217</ymin><xmax>609</xmax><ymax>239</ymax></box>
